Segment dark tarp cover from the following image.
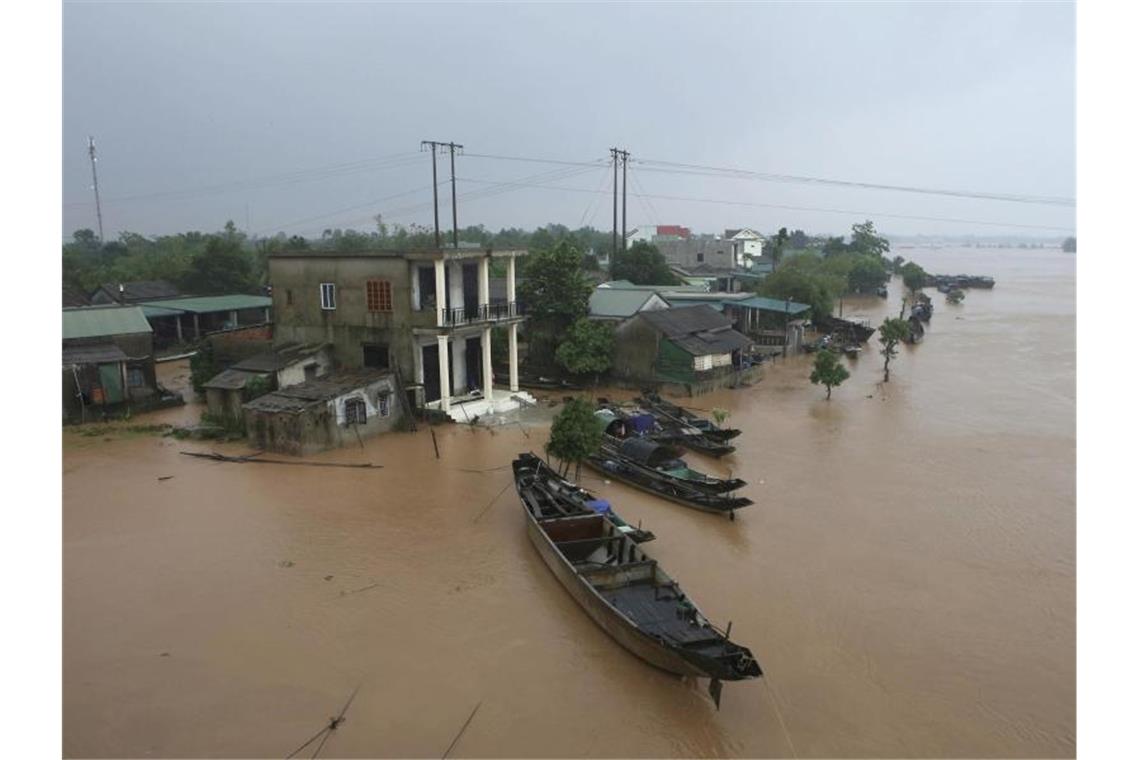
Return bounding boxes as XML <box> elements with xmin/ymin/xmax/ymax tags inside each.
<box><xmin>618</xmin><ymin>437</ymin><xmax>674</xmax><ymax>467</ymax></box>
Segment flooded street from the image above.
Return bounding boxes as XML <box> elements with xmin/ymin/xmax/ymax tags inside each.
<box><xmin>63</xmin><ymin>247</ymin><xmax>1074</xmax><ymax>758</ymax></box>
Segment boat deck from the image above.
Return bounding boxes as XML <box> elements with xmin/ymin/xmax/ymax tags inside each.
<box><xmin>600</xmin><ymin>580</ymin><xmax>723</xmax><ymax>646</ymax></box>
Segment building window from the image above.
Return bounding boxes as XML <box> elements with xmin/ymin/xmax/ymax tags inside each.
<box><xmin>378</xmin><ymin>392</ymin><xmax>390</xmax><ymax>418</ymax></box>
<box><xmin>366</xmin><ymin>280</ymin><xmax>393</xmax><ymax>312</ymax></box>
<box><xmin>697</xmin><ymin>252</ymin><xmax>705</xmax><ymax>263</ymax></box>
<box><xmin>286</xmin><ymin>289</ymin><xmax>294</xmax><ymax>306</ymax></box>
<box><xmin>344</xmin><ymin>397</ymin><xmax>367</xmax><ymax>425</ymax></box>
<box><xmin>320</xmin><ymin>283</ymin><xmax>336</xmax><ymax>310</ymax></box>
<box><xmin>127</xmin><ymin>367</ymin><xmax>145</xmax><ymax>387</ymax></box>
<box><xmin>362</xmin><ymin>343</ymin><xmax>390</xmax><ymax>369</ymax></box>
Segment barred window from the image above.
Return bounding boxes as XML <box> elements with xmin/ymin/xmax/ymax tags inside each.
<box><xmin>344</xmin><ymin>397</ymin><xmax>367</xmax><ymax>425</ymax></box>
<box><xmin>378</xmin><ymin>392</ymin><xmax>390</xmax><ymax>418</ymax></box>
<box><xmin>127</xmin><ymin>367</ymin><xmax>145</xmax><ymax>387</ymax></box>
<box><xmin>366</xmin><ymin>279</ymin><xmax>393</xmax><ymax>312</ymax></box>
<box><xmin>320</xmin><ymin>282</ymin><xmax>336</xmax><ymax>310</ymax></box>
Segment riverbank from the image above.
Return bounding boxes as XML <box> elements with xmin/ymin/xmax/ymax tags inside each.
<box><xmin>63</xmin><ymin>247</ymin><xmax>1074</xmax><ymax>758</ymax></box>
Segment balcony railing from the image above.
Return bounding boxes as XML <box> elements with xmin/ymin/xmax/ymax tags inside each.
<box><xmin>440</xmin><ymin>301</ymin><xmax>522</xmax><ymax>327</ymax></box>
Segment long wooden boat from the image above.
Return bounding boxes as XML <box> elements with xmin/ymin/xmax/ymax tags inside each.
<box><xmin>515</xmin><ymin>453</ymin><xmax>654</xmax><ymax>543</ymax></box>
<box><xmin>583</xmin><ymin>441</ymin><xmax>753</xmax><ymax>518</ymax></box>
<box><xmin>595</xmin><ymin>404</ymin><xmax>736</xmax><ymax>458</ymax></box>
<box><xmin>634</xmin><ymin>393</ymin><xmax>742</xmax><ymax>442</ymax></box>
<box><xmin>602</xmin><ymin>436</ymin><xmax>746</xmax><ymax>494</ymax></box>
<box><xmin>513</xmin><ymin>454</ymin><xmax>763</xmax><ymax>692</ymax></box>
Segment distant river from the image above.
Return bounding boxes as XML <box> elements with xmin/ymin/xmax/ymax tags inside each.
<box><xmin>63</xmin><ymin>246</ymin><xmax>1074</xmax><ymax>758</ymax></box>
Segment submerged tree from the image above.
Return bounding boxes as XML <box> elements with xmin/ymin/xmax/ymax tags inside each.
<box><xmin>810</xmin><ymin>348</ymin><xmax>850</xmax><ymax>400</ymax></box>
<box><xmin>900</xmin><ymin>261</ymin><xmax>928</xmax><ymax>296</ymax></box>
<box><xmin>555</xmin><ymin>318</ymin><xmax>614</xmax><ymax>384</ymax></box>
<box><xmin>877</xmin><ymin>317</ymin><xmax>911</xmax><ymax>382</ymax></box>
<box><xmin>546</xmin><ymin>397</ymin><xmax>604</xmax><ymax>480</ymax></box>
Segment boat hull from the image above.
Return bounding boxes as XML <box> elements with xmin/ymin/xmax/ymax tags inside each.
<box><xmin>524</xmin><ymin>512</ymin><xmax>710</xmax><ymax>677</ymax></box>
<box><xmin>582</xmin><ymin>457</ymin><xmax>752</xmax><ymax>515</ymax></box>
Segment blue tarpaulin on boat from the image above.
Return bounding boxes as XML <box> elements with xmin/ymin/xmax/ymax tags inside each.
<box><xmin>585</xmin><ymin>499</ymin><xmax>612</xmax><ymax>515</ymax></box>
<box><xmin>629</xmin><ymin>413</ymin><xmax>656</xmax><ymax>433</ymax></box>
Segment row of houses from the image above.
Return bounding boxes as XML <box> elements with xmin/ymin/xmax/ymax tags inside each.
<box><xmin>586</xmin><ymin>280</ymin><xmax>810</xmax><ymax>395</ymax></box>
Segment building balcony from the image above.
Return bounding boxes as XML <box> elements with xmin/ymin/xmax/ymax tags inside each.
<box><xmin>440</xmin><ymin>301</ymin><xmax>523</xmax><ymax>327</ymax></box>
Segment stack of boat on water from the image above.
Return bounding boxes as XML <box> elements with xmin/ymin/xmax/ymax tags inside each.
<box><xmin>512</xmin><ymin>453</ymin><xmax>762</xmax><ymax>704</ymax></box>
<box><xmin>597</xmin><ymin>400</ymin><xmax>737</xmax><ymax>458</ymax></box>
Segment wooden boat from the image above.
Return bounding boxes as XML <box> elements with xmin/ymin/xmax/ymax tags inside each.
<box><xmin>601</xmin><ymin>436</ymin><xmax>746</xmax><ymax>495</ymax></box>
<box><xmin>634</xmin><ymin>393</ymin><xmax>742</xmax><ymax>442</ymax></box>
<box><xmin>584</xmin><ymin>439</ymin><xmax>752</xmax><ymax>517</ymax></box>
<box><xmin>516</xmin><ymin>453</ymin><xmax>654</xmax><ymax>543</ymax></box>
<box><xmin>597</xmin><ymin>404</ymin><xmax>736</xmax><ymax>459</ymax></box>
<box><xmin>843</xmin><ymin>344</ymin><xmax>862</xmax><ymax>358</ymax></box>
<box><xmin>513</xmin><ymin>454</ymin><xmax>763</xmax><ymax>692</ymax></box>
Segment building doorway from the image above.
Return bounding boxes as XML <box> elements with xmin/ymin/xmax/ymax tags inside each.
<box><xmin>421</xmin><ymin>342</ymin><xmax>454</xmax><ymax>403</ymax></box>
<box><xmin>464</xmin><ymin>336</ymin><xmax>482</xmax><ymax>394</ymax></box>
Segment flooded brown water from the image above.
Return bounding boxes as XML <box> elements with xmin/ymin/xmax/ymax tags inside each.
<box><xmin>63</xmin><ymin>247</ymin><xmax>1074</xmax><ymax>758</ymax></box>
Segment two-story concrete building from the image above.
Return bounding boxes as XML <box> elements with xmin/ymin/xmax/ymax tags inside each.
<box><xmin>267</xmin><ymin>247</ymin><xmax>529</xmax><ymax>420</ymax></box>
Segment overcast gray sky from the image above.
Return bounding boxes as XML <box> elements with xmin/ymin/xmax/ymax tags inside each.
<box><xmin>62</xmin><ymin>1</ymin><xmax>1075</xmax><ymax>241</ymax></box>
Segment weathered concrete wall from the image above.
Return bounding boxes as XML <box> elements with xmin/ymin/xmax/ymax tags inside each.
<box><xmin>269</xmin><ymin>255</ymin><xmax>422</xmax><ymax>379</ymax></box>
<box><xmin>276</xmin><ymin>346</ymin><xmax>334</xmax><ymax>389</ymax></box>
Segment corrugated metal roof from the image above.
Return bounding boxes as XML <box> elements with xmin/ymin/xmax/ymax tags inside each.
<box><xmin>735</xmin><ymin>296</ymin><xmax>811</xmax><ymax>314</ymax></box>
<box><xmin>589</xmin><ymin>289</ymin><xmax>655</xmax><ymax>318</ymax></box>
<box><xmin>670</xmin><ymin>329</ymin><xmax>752</xmax><ymax>356</ymax></box>
<box><xmin>137</xmin><ymin>294</ymin><xmax>272</xmax><ymax>314</ymax></box>
<box><xmin>244</xmin><ymin>370</ymin><xmax>391</xmax><ymax>414</ymax></box>
<box><xmin>203</xmin><ymin>368</ymin><xmax>267</xmax><ymax>390</ymax></box>
<box><xmin>640</xmin><ymin>305</ymin><xmax>731</xmax><ymax>337</ymax></box>
<box><xmin>63</xmin><ymin>306</ymin><xmax>153</xmax><ymax>340</ymax></box>
<box><xmin>62</xmin><ymin>342</ymin><xmax>129</xmax><ymax>366</ymax></box>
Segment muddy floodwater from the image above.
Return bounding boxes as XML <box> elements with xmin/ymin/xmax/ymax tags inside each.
<box><xmin>63</xmin><ymin>247</ymin><xmax>1074</xmax><ymax>758</ymax></box>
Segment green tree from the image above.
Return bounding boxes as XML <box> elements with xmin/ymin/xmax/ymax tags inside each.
<box><xmin>890</xmin><ymin>255</ymin><xmax>906</xmax><ymax>274</ymax></box>
<box><xmin>847</xmin><ymin>255</ymin><xmax>889</xmax><ymax>293</ymax></box>
<box><xmin>520</xmin><ymin>240</ymin><xmax>593</xmax><ymax>369</ymax></box>
<box><xmin>850</xmin><ymin>220</ymin><xmax>890</xmax><ymax>257</ymax></box>
<box><xmin>900</xmin><ymin>261</ymin><xmax>928</xmax><ymax>295</ymax></box>
<box><xmin>788</xmin><ymin>229</ymin><xmax>809</xmax><ymax>249</ymax></box>
<box><xmin>610</xmin><ymin>241</ymin><xmax>679</xmax><ymax>285</ymax></box>
<box><xmin>546</xmin><ymin>397</ymin><xmax>604</xmax><ymax>480</ymax></box>
<box><xmin>809</xmin><ymin>348</ymin><xmax>850</xmax><ymax>400</ymax></box>
<box><xmin>757</xmin><ymin>252</ymin><xmax>845</xmax><ymax>319</ymax></box>
<box><xmin>180</xmin><ymin>231</ymin><xmax>256</xmax><ymax>294</ymax></box>
<box><xmin>768</xmin><ymin>227</ymin><xmax>789</xmax><ymax>268</ymax></box>
<box><xmin>822</xmin><ymin>236</ymin><xmax>849</xmax><ymax>257</ymax></box>
<box><xmin>555</xmin><ymin>318</ymin><xmax>614</xmax><ymax>383</ymax></box>
<box><xmin>877</xmin><ymin>317</ymin><xmax>910</xmax><ymax>382</ymax></box>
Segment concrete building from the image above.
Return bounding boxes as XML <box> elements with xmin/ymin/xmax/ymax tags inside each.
<box><xmin>62</xmin><ymin>305</ymin><xmax>175</xmax><ymax>421</ymax></box>
<box><xmin>243</xmin><ymin>370</ymin><xmax>404</xmax><ymax>455</ymax></box>
<box><xmin>267</xmin><ymin>247</ymin><xmax>530</xmax><ymax>421</ymax></box>
<box><xmin>611</xmin><ymin>305</ymin><xmax>759</xmax><ymax>395</ymax></box>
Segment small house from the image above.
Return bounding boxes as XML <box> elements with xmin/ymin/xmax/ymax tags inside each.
<box><xmin>62</xmin><ymin>305</ymin><xmax>173</xmax><ymax>421</ymax></box>
<box><xmin>612</xmin><ymin>305</ymin><xmax>757</xmax><ymax>395</ymax></box>
<box><xmin>202</xmin><ymin>343</ymin><xmax>333</xmax><ymax>422</ymax></box>
<box><xmin>242</xmin><ymin>370</ymin><xmax>404</xmax><ymax>455</ymax></box>
<box><xmin>588</xmin><ymin>287</ymin><xmax>670</xmax><ymax>323</ymax></box>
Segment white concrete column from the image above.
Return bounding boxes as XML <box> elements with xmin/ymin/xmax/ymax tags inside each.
<box><xmin>478</xmin><ymin>256</ymin><xmax>490</xmax><ymax>309</ymax></box>
<box><xmin>506</xmin><ymin>255</ymin><xmax>517</xmax><ymax>315</ymax></box>
<box><xmin>481</xmin><ymin>327</ymin><xmax>494</xmax><ymax>402</ymax></box>
<box><xmin>449</xmin><ymin>261</ymin><xmax>465</xmax><ymax>321</ymax></box>
<box><xmin>434</xmin><ymin>258</ymin><xmax>446</xmax><ymax>327</ymax></box>
<box><xmin>264</xmin><ymin>307</ymin><xmax>271</xmax><ymax>323</ymax></box>
<box><xmin>229</xmin><ymin>310</ymin><xmax>239</xmax><ymax>327</ymax></box>
<box><xmin>508</xmin><ymin>322</ymin><xmax>519</xmax><ymax>392</ymax></box>
<box><xmin>437</xmin><ymin>335</ymin><xmax>451</xmax><ymax>411</ymax></box>
<box><xmin>174</xmin><ymin>316</ymin><xmax>183</xmax><ymax>342</ymax></box>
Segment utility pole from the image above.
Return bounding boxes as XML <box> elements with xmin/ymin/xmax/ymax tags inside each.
<box><xmin>609</xmin><ymin>147</ymin><xmax>630</xmax><ymax>258</ymax></box>
<box><xmin>422</xmin><ymin>140</ymin><xmax>463</xmax><ymax>249</ymax></box>
<box><xmin>611</xmin><ymin>149</ymin><xmax>618</xmax><ymax>261</ymax></box>
<box><xmin>87</xmin><ymin>136</ymin><xmax>104</xmax><ymax>242</ymax></box>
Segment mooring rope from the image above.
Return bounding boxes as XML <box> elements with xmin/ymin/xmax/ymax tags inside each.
<box><xmin>763</xmin><ymin>679</ymin><xmax>799</xmax><ymax>760</ymax></box>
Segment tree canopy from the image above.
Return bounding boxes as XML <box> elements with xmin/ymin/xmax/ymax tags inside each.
<box><xmin>849</xmin><ymin>220</ymin><xmax>890</xmax><ymax>257</ymax></box>
<box><xmin>555</xmin><ymin>318</ymin><xmax>614</xmax><ymax>380</ymax></box>
<box><xmin>809</xmin><ymin>348</ymin><xmax>850</xmax><ymax>400</ymax></box>
<box><xmin>610</xmin><ymin>241</ymin><xmax>680</xmax><ymax>285</ymax></box>
<box><xmin>877</xmin><ymin>317</ymin><xmax>911</xmax><ymax>382</ymax></box>
<box><xmin>546</xmin><ymin>398</ymin><xmax>604</xmax><ymax>478</ymax></box>
<box><xmin>900</xmin><ymin>261</ymin><xmax>928</xmax><ymax>294</ymax></box>
<box><xmin>756</xmin><ymin>252</ymin><xmax>845</xmax><ymax>319</ymax></box>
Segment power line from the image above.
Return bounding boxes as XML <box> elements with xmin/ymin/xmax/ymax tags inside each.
<box><xmin>632</xmin><ymin>157</ymin><xmax>1075</xmax><ymax>207</ymax></box>
<box><xmin>450</xmin><ymin>175</ymin><xmax>1075</xmax><ymax>232</ymax></box>
<box><xmin>254</xmin><ymin>184</ymin><xmax>438</xmax><ymax>237</ymax></box>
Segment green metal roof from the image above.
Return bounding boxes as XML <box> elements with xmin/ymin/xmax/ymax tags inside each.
<box><xmin>735</xmin><ymin>295</ymin><xmax>811</xmax><ymax>314</ymax></box>
<box><xmin>589</xmin><ymin>288</ymin><xmax>661</xmax><ymax>318</ymax></box>
<box><xmin>63</xmin><ymin>306</ymin><xmax>152</xmax><ymax>340</ymax></box>
<box><xmin>137</xmin><ymin>294</ymin><xmax>271</xmax><ymax>315</ymax></box>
